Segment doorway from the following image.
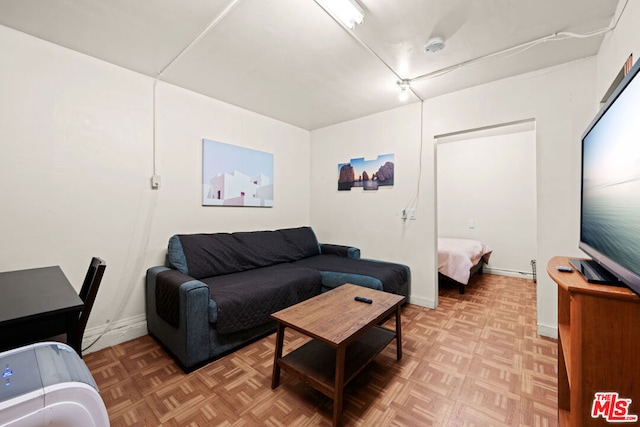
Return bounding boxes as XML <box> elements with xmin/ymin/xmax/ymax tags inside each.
<box><xmin>435</xmin><ymin>119</ymin><xmax>537</xmax><ymax>302</ymax></box>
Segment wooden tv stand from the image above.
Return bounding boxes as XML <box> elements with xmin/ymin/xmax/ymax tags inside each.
<box><xmin>547</xmin><ymin>256</ymin><xmax>640</xmax><ymax>426</ymax></box>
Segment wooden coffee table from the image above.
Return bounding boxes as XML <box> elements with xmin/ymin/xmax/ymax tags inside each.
<box><xmin>270</xmin><ymin>284</ymin><xmax>404</xmax><ymax>426</ymax></box>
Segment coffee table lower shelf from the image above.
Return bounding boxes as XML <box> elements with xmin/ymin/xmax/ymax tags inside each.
<box><xmin>277</xmin><ymin>325</ymin><xmax>396</xmax><ymax>398</ymax></box>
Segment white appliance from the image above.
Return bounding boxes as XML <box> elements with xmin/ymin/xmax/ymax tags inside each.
<box><xmin>0</xmin><ymin>342</ymin><xmax>109</xmax><ymax>427</ymax></box>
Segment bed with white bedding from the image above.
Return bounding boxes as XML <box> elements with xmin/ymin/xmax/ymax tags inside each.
<box><xmin>438</xmin><ymin>237</ymin><xmax>493</xmax><ymax>294</ymax></box>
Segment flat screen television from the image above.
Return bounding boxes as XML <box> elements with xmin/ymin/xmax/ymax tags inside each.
<box><xmin>570</xmin><ymin>57</ymin><xmax>640</xmax><ymax>297</ymax></box>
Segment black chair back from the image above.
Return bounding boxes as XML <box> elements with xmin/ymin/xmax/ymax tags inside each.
<box><xmin>77</xmin><ymin>257</ymin><xmax>106</xmax><ymax>343</ymax></box>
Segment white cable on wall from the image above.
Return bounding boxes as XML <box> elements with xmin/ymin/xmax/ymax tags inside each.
<box><xmin>403</xmin><ymin>101</ymin><xmax>424</xmax><ymax>214</ymax></box>
<box><xmin>84</xmin><ymin>0</ymin><xmax>245</xmax><ymax>352</ymax></box>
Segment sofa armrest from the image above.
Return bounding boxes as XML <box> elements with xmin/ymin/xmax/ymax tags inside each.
<box><xmin>319</xmin><ymin>243</ymin><xmax>361</xmax><ymax>259</ymax></box>
<box><xmin>146</xmin><ymin>266</ymin><xmax>211</xmax><ymax>369</ymax></box>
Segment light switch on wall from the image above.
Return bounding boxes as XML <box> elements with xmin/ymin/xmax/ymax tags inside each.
<box><xmin>151</xmin><ymin>174</ymin><xmax>161</xmax><ymax>189</ymax></box>
<box><xmin>468</xmin><ymin>219</ymin><xmax>475</xmax><ymax>229</ymax></box>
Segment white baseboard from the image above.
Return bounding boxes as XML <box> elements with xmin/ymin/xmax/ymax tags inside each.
<box><xmin>537</xmin><ymin>324</ymin><xmax>558</xmax><ymax>339</ymax></box>
<box><xmin>82</xmin><ymin>314</ymin><xmax>148</xmax><ymax>354</ymax></box>
<box><xmin>483</xmin><ymin>267</ymin><xmax>534</xmax><ymax>279</ymax></box>
<box><xmin>409</xmin><ymin>295</ymin><xmax>436</xmax><ymax>309</ymax></box>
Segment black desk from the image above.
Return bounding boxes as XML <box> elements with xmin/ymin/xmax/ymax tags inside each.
<box><xmin>0</xmin><ymin>266</ymin><xmax>83</xmax><ymax>355</ymax></box>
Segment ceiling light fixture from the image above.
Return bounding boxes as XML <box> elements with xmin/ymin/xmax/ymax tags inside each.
<box><xmin>424</xmin><ymin>36</ymin><xmax>446</xmax><ymax>53</ymax></box>
<box><xmin>316</xmin><ymin>0</ymin><xmax>364</xmax><ymax>30</ymax></box>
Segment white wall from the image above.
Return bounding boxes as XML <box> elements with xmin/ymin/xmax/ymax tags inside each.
<box><xmin>420</xmin><ymin>62</ymin><xmax>597</xmax><ymax>336</ymax></box>
<box><xmin>309</xmin><ymin>103</ymin><xmax>433</xmax><ymax>306</ymax></box>
<box><xmin>597</xmin><ymin>1</ymin><xmax>640</xmax><ymax>102</ymax></box>
<box><xmin>437</xmin><ymin>126</ymin><xmax>537</xmax><ymax>276</ymax></box>
<box><xmin>0</xmin><ymin>25</ymin><xmax>311</xmax><ymax>352</ymax></box>
<box><xmin>311</xmin><ymin>58</ymin><xmax>596</xmax><ymax>336</ymax></box>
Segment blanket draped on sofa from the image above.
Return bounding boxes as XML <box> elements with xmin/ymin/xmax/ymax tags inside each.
<box><xmin>201</xmin><ymin>264</ymin><xmax>321</xmax><ymax>334</ymax></box>
<box><xmin>170</xmin><ymin>227</ymin><xmax>320</xmax><ymax>278</ymax></box>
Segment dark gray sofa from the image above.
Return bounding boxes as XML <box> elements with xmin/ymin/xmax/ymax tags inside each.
<box><xmin>145</xmin><ymin>226</ymin><xmax>410</xmax><ymax>370</ymax></box>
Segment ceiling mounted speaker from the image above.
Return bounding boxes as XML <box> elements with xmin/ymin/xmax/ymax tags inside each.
<box><xmin>424</xmin><ymin>37</ymin><xmax>445</xmax><ymax>53</ymax></box>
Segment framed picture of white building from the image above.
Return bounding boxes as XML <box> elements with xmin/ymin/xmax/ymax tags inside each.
<box><xmin>202</xmin><ymin>139</ymin><xmax>274</xmax><ymax>207</ymax></box>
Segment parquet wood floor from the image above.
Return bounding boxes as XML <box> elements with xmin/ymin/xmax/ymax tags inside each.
<box><xmin>84</xmin><ymin>274</ymin><xmax>558</xmax><ymax>426</ymax></box>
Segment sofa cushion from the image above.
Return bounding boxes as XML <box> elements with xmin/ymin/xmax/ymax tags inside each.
<box><xmin>168</xmin><ymin>226</ymin><xmax>320</xmax><ymax>279</ymax></box>
<box><xmin>201</xmin><ymin>263</ymin><xmax>321</xmax><ymax>334</ymax></box>
<box><xmin>167</xmin><ymin>236</ymin><xmax>188</xmax><ymax>276</ymax></box>
<box><xmin>318</xmin><ymin>271</ymin><xmax>383</xmax><ymax>291</ymax></box>
<box><xmin>293</xmin><ymin>255</ymin><xmax>408</xmax><ymax>296</ymax></box>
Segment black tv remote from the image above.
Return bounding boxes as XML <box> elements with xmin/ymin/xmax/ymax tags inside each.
<box><xmin>354</xmin><ymin>296</ymin><xmax>373</xmax><ymax>304</ymax></box>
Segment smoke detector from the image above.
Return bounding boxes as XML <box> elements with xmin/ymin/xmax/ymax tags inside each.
<box><xmin>424</xmin><ymin>37</ymin><xmax>445</xmax><ymax>53</ymax></box>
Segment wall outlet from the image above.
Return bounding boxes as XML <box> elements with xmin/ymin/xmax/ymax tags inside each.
<box><xmin>401</xmin><ymin>209</ymin><xmax>407</xmax><ymax>220</ymax></box>
<box><xmin>151</xmin><ymin>174</ymin><xmax>161</xmax><ymax>189</ymax></box>
<box><xmin>408</xmin><ymin>208</ymin><xmax>416</xmax><ymax>220</ymax></box>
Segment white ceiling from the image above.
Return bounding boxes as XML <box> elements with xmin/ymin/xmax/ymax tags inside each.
<box><xmin>0</xmin><ymin>0</ymin><xmax>621</xmax><ymax>130</ymax></box>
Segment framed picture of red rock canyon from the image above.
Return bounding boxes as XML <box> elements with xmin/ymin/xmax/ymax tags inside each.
<box><xmin>337</xmin><ymin>154</ymin><xmax>394</xmax><ymax>191</ymax></box>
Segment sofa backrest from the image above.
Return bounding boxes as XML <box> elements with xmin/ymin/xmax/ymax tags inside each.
<box><xmin>167</xmin><ymin>226</ymin><xmax>320</xmax><ymax>279</ymax></box>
